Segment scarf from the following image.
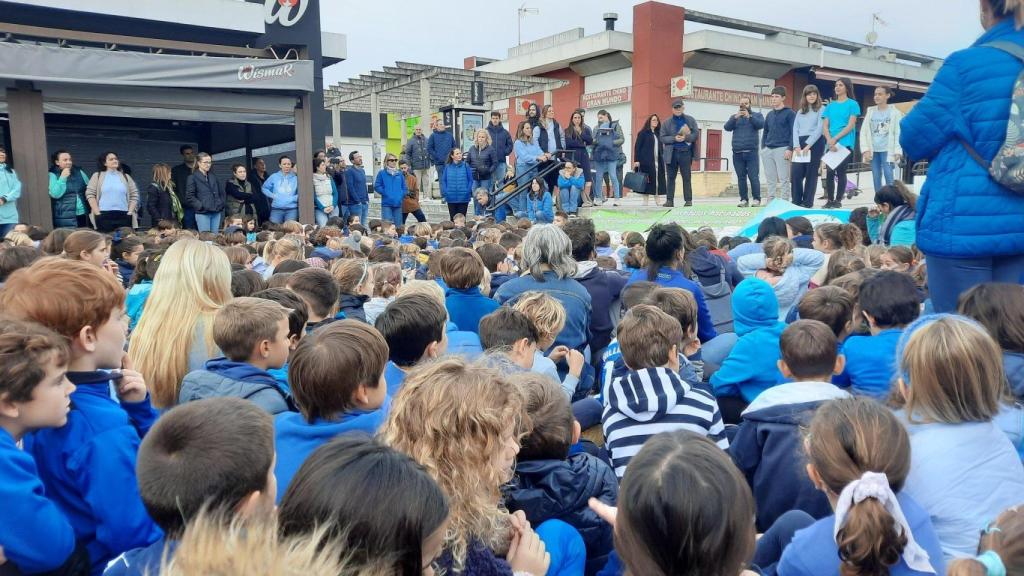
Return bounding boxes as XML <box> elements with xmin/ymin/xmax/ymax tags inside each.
<box><xmin>385</xmin><ymin>166</ymin><xmax>400</xmax><ymax>176</ymax></box>
<box><xmin>877</xmin><ymin>204</ymin><xmax>914</xmax><ymax>246</ymax></box>
<box><xmin>153</xmin><ymin>181</ymin><xmax>184</xmax><ymax>223</ymax></box>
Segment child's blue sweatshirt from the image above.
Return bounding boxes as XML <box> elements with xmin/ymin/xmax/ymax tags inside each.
<box><xmin>22</xmin><ymin>370</ymin><xmax>162</xmax><ymax>575</ymax></box>
<box><xmin>103</xmin><ymin>537</ymin><xmax>178</xmax><ymax>576</ymax></box>
<box><xmin>445</xmin><ymin>286</ymin><xmax>499</xmax><ymax>335</ymax></box>
<box><xmin>833</xmin><ymin>328</ymin><xmax>903</xmax><ymax>398</ymax></box>
<box><xmin>710</xmin><ymin>278</ymin><xmax>786</xmax><ymax>402</ymax></box>
<box><xmin>0</xmin><ymin>428</ymin><xmax>78</xmax><ymax>574</ymax></box>
<box><xmin>384</xmin><ymin>361</ymin><xmax>407</xmax><ymax>396</ymax></box>
<box><xmin>273</xmin><ymin>398</ymin><xmax>390</xmax><ymax>503</ymax></box>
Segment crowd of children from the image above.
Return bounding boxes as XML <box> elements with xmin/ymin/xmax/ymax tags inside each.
<box><xmin>0</xmin><ymin>203</ymin><xmax>1022</xmax><ymax>576</ymax></box>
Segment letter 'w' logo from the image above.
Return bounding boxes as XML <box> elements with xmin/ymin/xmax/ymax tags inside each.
<box><xmin>265</xmin><ymin>0</ymin><xmax>308</xmax><ymax>27</ymax></box>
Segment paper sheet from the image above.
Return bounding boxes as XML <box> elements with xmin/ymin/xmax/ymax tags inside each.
<box><xmin>822</xmin><ymin>145</ymin><xmax>851</xmax><ymax>170</ymax></box>
<box><xmin>792</xmin><ymin>151</ymin><xmax>812</xmax><ymax>164</ymax></box>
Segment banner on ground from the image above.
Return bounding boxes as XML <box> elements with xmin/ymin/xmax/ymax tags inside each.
<box><xmin>736</xmin><ymin>199</ymin><xmax>851</xmax><ymax>238</ymax></box>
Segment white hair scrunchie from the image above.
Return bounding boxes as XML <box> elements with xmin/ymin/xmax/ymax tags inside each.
<box><xmin>832</xmin><ymin>471</ymin><xmax>936</xmax><ymax>574</ymax></box>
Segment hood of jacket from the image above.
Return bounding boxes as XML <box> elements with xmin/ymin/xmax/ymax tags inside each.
<box><xmin>608</xmin><ymin>367</ymin><xmax>692</xmax><ymax>424</ymax></box>
<box><xmin>203</xmin><ymin>357</ymin><xmax>279</xmax><ymax>386</ymax></box>
<box><xmin>732</xmin><ymin>278</ymin><xmax>781</xmax><ymax>336</ymax></box>
<box><xmin>689</xmin><ymin>246</ymin><xmax>726</xmax><ymax>279</ymax></box>
<box><xmin>506</xmin><ymin>453</ymin><xmax>618</xmax><ymax>521</ymax></box>
<box><xmin>573</xmin><ymin>260</ymin><xmax>599</xmax><ymax>279</ymax></box>
<box><xmin>742</xmin><ymin>382</ymin><xmax>850</xmax><ymax>421</ymax></box>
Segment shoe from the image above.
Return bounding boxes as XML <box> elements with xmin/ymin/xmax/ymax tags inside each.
<box><xmin>753</xmin><ymin>200</ymin><xmax>761</xmax><ymax>207</ymax></box>
<box><xmin>833</xmin><ymin>201</ymin><xmax>842</xmax><ymax>208</ymax></box>
<box><xmin>661</xmin><ymin>202</ymin><xmax>674</xmax><ymax>208</ymax></box>
<box><xmin>582</xmin><ymin>201</ymin><xmax>594</xmax><ymax>208</ymax></box>
<box><xmin>737</xmin><ymin>201</ymin><xmax>749</xmax><ymax>208</ymax></box>
<box><xmin>684</xmin><ymin>201</ymin><xmax>692</xmax><ymax>207</ymax></box>
<box><xmin>612</xmin><ymin>202</ymin><xmax>619</xmax><ymax>207</ymax></box>
<box><xmin>818</xmin><ymin>194</ymin><xmax>826</xmax><ymax>200</ymax></box>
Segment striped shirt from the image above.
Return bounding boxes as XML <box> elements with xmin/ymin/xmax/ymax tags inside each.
<box><xmin>603</xmin><ymin>367</ymin><xmax>728</xmax><ymax>478</ymax></box>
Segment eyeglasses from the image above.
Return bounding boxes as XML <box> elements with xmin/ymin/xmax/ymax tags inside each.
<box><xmin>386</xmin><ymin>159</ymin><xmax>397</xmax><ymax>163</ymax></box>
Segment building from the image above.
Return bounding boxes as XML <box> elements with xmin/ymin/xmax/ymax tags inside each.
<box><xmin>471</xmin><ymin>1</ymin><xmax>941</xmax><ymax>195</ymax></box>
<box><xmin>0</xmin><ymin>0</ymin><xmax>344</xmax><ymax>227</ymax></box>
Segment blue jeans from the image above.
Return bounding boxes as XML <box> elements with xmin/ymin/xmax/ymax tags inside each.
<box><xmin>514</xmin><ymin>163</ymin><xmax>536</xmax><ymax>217</ymax></box>
<box><xmin>0</xmin><ymin>223</ymin><xmax>14</xmax><ymax>237</ymax></box>
<box><xmin>734</xmin><ymin>150</ymin><xmax>761</xmax><ymax>201</ymax></box>
<box><xmin>315</xmin><ymin>209</ymin><xmax>331</xmax><ymax>227</ymax></box>
<box><xmin>494</xmin><ymin>162</ymin><xmax>508</xmax><ymax>182</ymax></box>
<box><xmin>593</xmin><ymin>160</ymin><xmax>620</xmax><ymax>201</ymax></box>
<box><xmin>270</xmin><ymin>208</ymin><xmax>298</xmax><ymax>224</ymax></box>
<box><xmin>702</xmin><ymin>332</ymin><xmax>738</xmax><ymax>369</ymax></box>
<box><xmin>871</xmin><ymin>151</ymin><xmax>896</xmax><ymax>191</ymax></box>
<box><xmin>559</xmin><ymin>186</ymin><xmax>581</xmax><ymax>214</ymax></box>
<box><xmin>472</xmin><ymin>178</ymin><xmax>491</xmax><ymax>215</ymax></box>
<box><xmin>926</xmin><ymin>252</ymin><xmax>1024</xmax><ymax>313</ymax></box>
<box><xmin>535</xmin><ymin>519</ymin><xmax>587</xmax><ymax>576</ymax></box>
<box><xmin>345</xmin><ymin>202</ymin><xmax>368</xmax><ymax>227</ymax></box>
<box><xmin>194</xmin><ymin>212</ymin><xmax>222</xmax><ymax>232</ymax></box>
<box><xmin>381</xmin><ymin>205</ymin><xmax>403</xmax><ymax>228</ymax></box>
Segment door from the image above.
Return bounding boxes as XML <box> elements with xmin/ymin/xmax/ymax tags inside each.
<box><xmin>706</xmin><ymin>129</ymin><xmax>722</xmax><ymax>171</ymax></box>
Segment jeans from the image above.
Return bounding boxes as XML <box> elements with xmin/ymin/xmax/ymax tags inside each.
<box><xmin>559</xmin><ymin>186</ymin><xmax>581</xmax><ymax>214</ymax></box>
<box><xmin>571</xmin><ymin>397</ymin><xmax>602</xmax><ymax>430</ymax></box>
<box><xmin>701</xmin><ymin>332</ymin><xmax>738</xmax><ymax>368</ymax></box>
<box><xmin>926</xmin><ymin>252</ymin><xmax>1024</xmax><ymax>313</ymax></box>
<box><xmin>447</xmin><ymin>202</ymin><xmax>469</xmax><ymax>220</ymax></box>
<box><xmin>0</xmin><ymin>223</ymin><xmax>14</xmax><ymax>237</ymax></box>
<box><xmin>871</xmin><ymin>151</ymin><xmax>896</xmax><ymax>191</ymax></box>
<box><xmin>183</xmin><ymin>207</ymin><xmax>197</xmax><ymax>230</ymax></box>
<box><xmin>762</xmin><ymin>146</ymin><xmax>791</xmax><ymax>200</ymax></box>
<box><xmin>270</xmin><ymin>208</ymin><xmax>298</xmax><ymax>224</ymax></box>
<box><xmin>194</xmin><ymin>212</ymin><xmax>222</xmax><ymax>233</ymax></box>
<box><xmin>824</xmin><ymin>151</ymin><xmax>852</xmax><ymax>205</ymax></box>
<box><xmin>434</xmin><ymin>163</ymin><xmax>445</xmax><ymax>199</ymax></box>
<box><xmin>345</xmin><ymin>202</ymin><xmax>368</xmax><ymax>227</ymax></box>
<box><xmin>752</xmin><ymin>510</ymin><xmax>816</xmax><ymax>576</ymax></box>
<box><xmin>515</xmin><ymin>163</ymin><xmax>537</xmax><ymax>216</ymax></box>
<box><xmin>472</xmin><ymin>178</ymin><xmax>491</xmax><ymax>215</ymax></box>
<box><xmin>494</xmin><ymin>162</ymin><xmax>508</xmax><ymax>183</ymax></box>
<box><xmin>593</xmin><ymin>160</ymin><xmax>620</xmax><ymax>201</ymax></box>
<box><xmin>667</xmin><ymin>148</ymin><xmax>693</xmax><ymax>203</ymax></box>
<box><xmin>733</xmin><ymin>150</ymin><xmax>761</xmax><ymax>202</ymax></box>
<box><xmin>380</xmin><ymin>205</ymin><xmax>403</xmax><ymax>228</ymax></box>
<box><xmin>792</xmin><ymin>137</ymin><xmax>825</xmax><ymax>208</ymax></box>
<box><xmin>315</xmin><ymin>209</ymin><xmax>333</xmax><ymax>227</ymax></box>
<box><xmin>535</xmin><ymin>520</ymin><xmax>587</xmax><ymax>576</ymax></box>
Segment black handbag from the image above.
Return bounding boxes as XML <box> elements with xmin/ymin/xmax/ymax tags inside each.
<box><xmin>624</xmin><ymin>170</ymin><xmax>648</xmax><ymax>193</ymax></box>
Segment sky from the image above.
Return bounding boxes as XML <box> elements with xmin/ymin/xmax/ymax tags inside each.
<box><xmin>320</xmin><ymin>0</ymin><xmax>985</xmax><ymax>88</ymax></box>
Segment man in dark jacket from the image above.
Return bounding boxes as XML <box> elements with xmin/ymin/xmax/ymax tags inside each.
<box><xmin>658</xmin><ymin>99</ymin><xmax>699</xmax><ymax>207</ymax></box>
<box><xmin>402</xmin><ymin>125</ymin><xmax>432</xmax><ymax>199</ymax></box>
<box><xmin>426</xmin><ymin>121</ymin><xmax>455</xmax><ymax>183</ymax></box>
<box><xmin>344</xmin><ymin>151</ymin><xmax>370</xmax><ymax>227</ymax></box>
<box><xmin>724</xmin><ymin>96</ymin><xmax>765</xmax><ymax>208</ymax></box>
<box><xmin>171</xmin><ymin>144</ymin><xmax>198</xmax><ymax>229</ymax></box>
<box><xmin>563</xmin><ymin>220</ymin><xmax>627</xmax><ymax>366</ymax></box>
<box><xmin>184</xmin><ymin>153</ymin><xmax>225</xmax><ymax>232</ymax></box>
<box><xmin>248</xmin><ymin>157</ymin><xmax>272</xmax><ymax>225</ymax></box>
<box><xmin>486</xmin><ymin>111</ymin><xmax>514</xmax><ymax>182</ymax></box>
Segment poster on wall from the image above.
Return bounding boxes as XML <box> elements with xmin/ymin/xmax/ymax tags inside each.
<box><xmin>460</xmin><ymin>113</ymin><xmax>483</xmax><ymax>149</ymax></box>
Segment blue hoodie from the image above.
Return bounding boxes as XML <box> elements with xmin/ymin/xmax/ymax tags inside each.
<box><xmin>273</xmin><ymin>399</ymin><xmax>390</xmax><ymax>502</ymax></box>
<box><xmin>446</xmin><ymin>286</ymin><xmax>499</xmax><ymax>335</ymax></box>
<box><xmin>178</xmin><ymin>358</ymin><xmax>294</xmax><ymax>415</ymax></box>
<box><xmin>261</xmin><ymin>171</ymin><xmax>299</xmax><ymax>210</ymax></box>
<box><xmin>373</xmin><ymin>168</ymin><xmax>407</xmax><ymax>208</ymax></box>
<box><xmin>0</xmin><ymin>428</ymin><xmax>79</xmax><ymax>574</ymax></box>
<box><xmin>710</xmin><ymin>278</ymin><xmax>786</xmax><ymax>402</ymax></box>
<box><xmin>22</xmin><ymin>371</ymin><xmax>162</xmax><ymax>575</ymax></box>
<box><xmin>833</xmin><ymin>329</ymin><xmax>904</xmax><ymax>398</ymax></box>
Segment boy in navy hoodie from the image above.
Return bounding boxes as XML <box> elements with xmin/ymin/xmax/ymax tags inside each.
<box><xmin>104</xmin><ymin>398</ymin><xmax>277</xmax><ymax>576</ymax></box>
<box><xmin>374</xmin><ymin>293</ymin><xmax>448</xmax><ymax>396</ymax></box>
<box><xmin>178</xmin><ymin>298</ymin><xmax>294</xmax><ymax>414</ymax></box>
<box><xmin>729</xmin><ymin>319</ymin><xmax>849</xmax><ymax>532</ymax></box>
<box><xmin>833</xmin><ymin>271</ymin><xmax>920</xmax><ymax>398</ymax></box>
<box><xmin>503</xmin><ymin>373</ymin><xmax>618</xmax><ymax>576</ymax></box>
<box><xmin>0</xmin><ymin>259</ymin><xmax>161</xmax><ymax>575</ymax></box>
<box><xmin>440</xmin><ymin>247</ymin><xmax>499</xmax><ymax>334</ymax></box>
<box><xmin>0</xmin><ymin>318</ymin><xmax>88</xmax><ymax>575</ymax></box>
<box><xmin>710</xmin><ymin>278</ymin><xmax>787</xmax><ymax>423</ymax></box>
<box><xmin>273</xmin><ymin>321</ymin><xmax>390</xmax><ymax>500</ymax></box>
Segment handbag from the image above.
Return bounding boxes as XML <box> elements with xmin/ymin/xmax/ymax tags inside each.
<box><xmin>624</xmin><ymin>170</ymin><xmax>648</xmax><ymax>193</ymax></box>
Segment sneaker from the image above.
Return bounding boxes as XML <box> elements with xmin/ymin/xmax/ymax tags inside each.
<box><xmin>582</xmin><ymin>201</ymin><xmax>594</xmax><ymax>208</ymax></box>
<box><xmin>833</xmin><ymin>201</ymin><xmax>842</xmax><ymax>208</ymax></box>
<box><xmin>661</xmin><ymin>202</ymin><xmax>674</xmax><ymax>208</ymax></box>
<box><xmin>684</xmin><ymin>201</ymin><xmax>692</xmax><ymax>207</ymax></box>
<box><xmin>817</xmin><ymin>194</ymin><xmax>827</xmax><ymax>200</ymax></box>
<box><xmin>737</xmin><ymin>201</ymin><xmax>749</xmax><ymax>208</ymax></box>
<box><xmin>753</xmin><ymin>200</ymin><xmax>761</xmax><ymax>207</ymax></box>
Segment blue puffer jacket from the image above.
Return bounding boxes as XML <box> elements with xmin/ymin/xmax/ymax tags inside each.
<box><xmin>427</xmin><ymin>129</ymin><xmax>455</xmax><ymax>166</ymax></box>
<box><xmin>900</xmin><ymin>19</ymin><xmax>1024</xmax><ymax>258</ymax></box>
<box><xmin>373</xmin><ymin>169</ymin><xmax>407</xmax><ymax>208</ymax></box>
<box><xmin>441</xmin><ymin>160</ymin><xmax>473</xmax><ymax>203</ymax></box>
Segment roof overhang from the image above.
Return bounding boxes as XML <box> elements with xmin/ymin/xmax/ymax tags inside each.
<box><xmin>477</xmin><ymin>30</ymin><xmax>633</xmax><ymax>77</ymax></box>
<box><xmin>1</xmin><ymin>0</ymin><xmax>266</xmax><ymax>36</ymax></box>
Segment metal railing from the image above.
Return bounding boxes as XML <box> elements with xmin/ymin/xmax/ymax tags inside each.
<box><xmin>486</xmin><ymin>156</ymin><xmax>567</xmax><ymax>214</ymax></box>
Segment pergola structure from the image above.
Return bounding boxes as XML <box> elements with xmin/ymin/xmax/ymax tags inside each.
<box><xmin>323</xmin><ymin>61</ymin><xmax>568</xmax><ymax>143</ymax></box>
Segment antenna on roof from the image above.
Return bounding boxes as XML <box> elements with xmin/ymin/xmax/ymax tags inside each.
<box><xmin>866</xmin><ymin>12</ymin><xmax>888</xmax><ymax>46</ymax></box>
<box><xmin>517</xmin><ymin>3</ymin><xmax>540</xmax><ymax>46</ymax></box>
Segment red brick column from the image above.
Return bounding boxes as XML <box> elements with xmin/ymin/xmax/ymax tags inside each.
<box><xmin>631</xmin><ymin>1</ymin><xmax>685</xmax><ymax>135</ymax></box>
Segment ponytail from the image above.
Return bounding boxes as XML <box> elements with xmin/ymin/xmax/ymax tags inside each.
<box><xmin>874</xmin><ymin>181</ymin><xmax>917</xmax><ymax>212</ymax></box>
<box><xmin>817</xmin><ymin>223</ymin><xmax>862</xmax><ymax>252</ymax></box>
<box><xmin>837</xmin><ymin>496</ymin><xmax>907</xmax><ymax>576</ymax></box>
<box><xmin>763</xmin><ymin>236</ymin><xmax>794</xmax><ymax>274</ymax></box>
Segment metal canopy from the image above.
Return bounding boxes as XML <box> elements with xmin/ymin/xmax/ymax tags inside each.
<box><xmin>324</xmin><ymin>61</ymin><xmax>568</xmax><ymax>115</ymax></box>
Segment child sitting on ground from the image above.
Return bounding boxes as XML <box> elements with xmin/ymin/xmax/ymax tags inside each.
<box><xmin>104</xmin><ymin>398</ymin><xmax>277</xmax><ymax>576</ymax></box>
<box><xmin>503</xmin><ymin>373</ymin><xmax>617</xmax><ymax>576</ymax></box>
<box><xmin>273</xmin><ymin>320</ymin><xmax>390</xmax><ymax>501</ymax></box>
<box><xmin>331</xmin><ymin>258</ymin><xmax>373</xmax><ymax>323</ymax></box>
<box><xmin>178</xmin><ymin>297</ymin><xmax>294</xmax><ymax>414</ymax></box>
<box><xmin>730</xmin><ymin>320</ymin><xmax>849</xmax><ymax>532</ymax></box>
<box><xmin>363</xmin><ymin>262</ymin><xmax>401</xmax><ymax>325</ymax></box>
<box><xmin>374</xmin><ymin>292</ymin><xmax>448</xmax><ymax>395</ymax></box>
<box><xmin>710</xmin><ymin>278</ymin><xmax>786</xmax><ymax>424</ymax></box>
<box><xmin>737</xmin><ymin>236</ymin><xmax>824</xmax><ymax>321</ymax></box>
<box><xmin>477</xmin><ymin>242</ymin><xmax>516</xmax><ymax>293</ymax></box>
<box><xmin>600</xmin><ymin>280</ymin><xmax>659</xmax><ymax>391</ymax></box>
<box><xmin>513</xmin><ymin>291</ymin><xmax>587</xmax><ymax>400</ymax></box>
<box><xmin>0</xmin><ymin>259</ymin><xmax>161</xmax><ymax>573</ymax></box>
<box><xmin>479</xmin><ymin>306</ymin><xmax>540</xmax><ymax>372</ymax></box>
<box><xmin>125</xmin><ymin>248</ymin><xmax>162</xmax><ymax>332</ymax></box>
<box><xmin>774</xmin><ymin>397</ymin><xmax>946</xmax><ymax>576</ymax></box>
<box><xmin>0</xmin><ymin>318</ymin><xmax>85</xmax><ymax>575</ymax></box>
<box><xmin>957</xmin><ymin>282</ymin><xmax>1024</xmax><ymax>401</ymax></box>
<box><xmin>834</xmin><ymin>271</ymin><xmax>920</xmax><ymax>398</ymax></box>
<box><xmin>603</xmin><ymin>305</ymin><xmax>728</xmax><ymax>479</ymax></box>
<box><xmin>796</xmin><ymin>285</ymin><xmax>855</xmax><ymax>341</ymax></box>
<box><xmin>285</xmin><ymin>267</ymin><xmax>341</xmax><ymax>332</ymax></box>
<box><xmin>946</xmin><ymin>505</ymin><xmax>1024</xmax><ymax>575</ymax></box>
<box><xmin>440</xmin><ymin>247</ymin><xmax>498</xmax><ymax>334</ymax></box>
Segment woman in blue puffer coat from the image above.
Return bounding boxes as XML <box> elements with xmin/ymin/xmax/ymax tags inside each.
<box><xmin>440</xmin><ymin>148</ymin><xmax>473</xmax><ymax>221</ymax></box>
<box><xmin>900</xmin><ymin>0</ymin><xmax>1024</xmax><ymax>312</ymax></box>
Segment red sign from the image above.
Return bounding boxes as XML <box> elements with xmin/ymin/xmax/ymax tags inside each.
<box><xmin>687</xmin><ymin>86</ymin><xmax>771</xmax><ymax>107</ymax></box>
<box><xmin>580</xmin><ymin>87</ymin><xmax>632</xmax><ymax>109</ymax></box>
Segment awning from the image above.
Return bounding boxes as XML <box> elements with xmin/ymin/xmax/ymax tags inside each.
<box><xmin>0</xmin><ymin>42</ymin><xmax>314</xmax><ymax>92</ymax></box>
<box><xmin>812</xmin><ymin>68</ymin><xmax>898</xmax><ymax>89</ymax></box>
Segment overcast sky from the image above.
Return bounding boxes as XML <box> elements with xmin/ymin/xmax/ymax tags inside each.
<box><xmin>320</xmin><ymin>0</ymin><xmax>984</xmax><ymax>88</ymax></box>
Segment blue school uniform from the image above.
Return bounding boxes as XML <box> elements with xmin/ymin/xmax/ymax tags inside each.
<box><xmin>384</xmin><ymin>361</ymin><xmax>407</xmax><ymax>396</ymax></box>
<box><xmin>710</xmin><ymin>279</ymin><xmax>786</xmax><ymax>402</ymax></box>
<box><xmin>272</xmin><ymin>399</ymin><xmax>390</xmax><ymax>502</ymax></box>
<box><xmin>22</xmin><ymin>371</ymin><xmax>162</xmax><ymax>575</ymax></box>
<box><xmin>445</xmin><ymin>286</ymin><xmax>500</xmax><ymax>335</ymax></box>
<box><xmin>103</xmin><ymin>538</ymin><xmax>178</xmax><ymax>576</ymax></box>
<box><xmin>833</xmin><ymin>329</ymin><xmax>903</xmax><ymax>398</ymax></box>
<box><xmin>0</xmin><ymin>428</ymin><xmax>78</xmax><ymax>574</ymax></box>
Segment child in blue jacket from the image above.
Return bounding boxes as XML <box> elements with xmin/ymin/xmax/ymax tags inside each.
<box><xmin>527</xmin><ymin>177</ymin><xmax>555</xmax><ymax>224</ymax></box>
<box><xmin>729</xmin><ymin>320</ymin><xmax>849</xmax><ymax>533</ymax></box>
<box><xmin>441</xmin><ymin>148</ymin><xmax>473</xmax><ymax>220</ymax></box>
<box><xmin>833</xmin><ymin>271</ymin><xmax>920</xmax><ymax>398</ymax></box>
<box><xmin>710</xmin><ymin>277</ymin><xmax>786</xmax><ymax>423</ymax></box>
<box><xmin>439</xmin><ymin>247</ymin><xmax>498</xmax><ymax>335</ymax></box>
<box><xmin>0</xmin><ymin>318</ymin><xmax>87</xmax><ymax>575</ymax></box>
<box><xmin>557</xmin><ymin>161</ymin><xmax>585</xmax><ymax>216</ymax></box>
<box><xmin>273</xmin><ymin>321</ymin><xmax>390</xmax><ymax>501</ymax></box>
<box><xmin>1</xmin><ymin>259</ymin><xmax>161</xmax><ymax>575</ymax></box>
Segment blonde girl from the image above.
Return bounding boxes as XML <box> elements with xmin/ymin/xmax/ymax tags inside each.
<box><xmin>262</xmin><ymin>235</ymin><xmax>305</xmax><ymax>279</ymax></box>
<box><xmin>380</xmin><ymin>357</ymin><xmax>550</xmax><ymax>576</ymax></box>
<box><xmin>331</xmin><ymin>258</ymin><xmax>373</xmax><ymax>323</ymax></box>
<box><xmin>363</xmin><ymin>262</ymin><xmax>401</xmax><ymax>325</ymax></box>
<box><xmin>811</xmin><ymin>223</ymin><xmax>863</xmax><ymax>287</ymax></box>
<box><xmin>513</xmin><ymin>291</ymin><xmax>582</xmax><ymax>399</ymax></box>
<box><xmin>738</xmin><ymin>236</ymin><xmax>824</xmax><ymax>320</ymax></box>
<box><xmin>128</xmin><ymin>239</ymin><xmax>232</xmax><ymax>408</ymax></box>
<box><xmin>893</xmin><ymin>314</ymin><xmax>1024</xmax><ymax>561</ymax></box>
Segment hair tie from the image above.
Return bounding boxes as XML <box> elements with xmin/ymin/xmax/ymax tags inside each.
<box><xmin>976</xmin><ymin>550</ymin><xmax>1006</xmax><ymax>576</ymax></box>
<box><xmin>832</xmin><ymin>471</ymin><xmax>936</xmax><ymax>574</ymax></box>
<box><xmin>112</xmin><ymin>231</ymin><xmax>122</xmax><ymax>243</ymax></box>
